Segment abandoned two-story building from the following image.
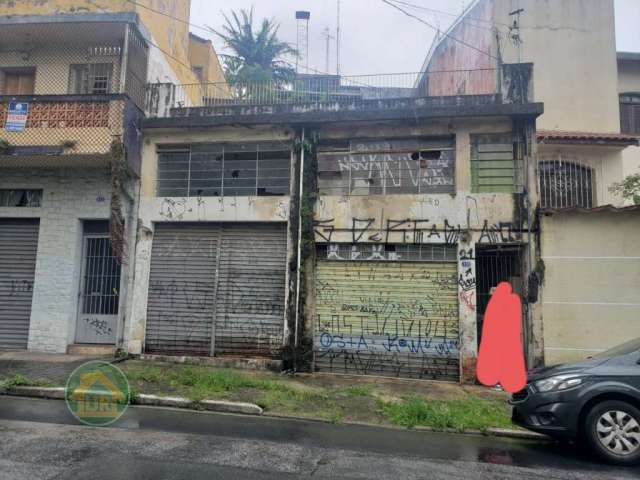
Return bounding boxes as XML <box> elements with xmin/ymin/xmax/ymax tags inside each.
<box><xmin>0</xmin><ymin>0</ymin><xmax>223</xmax><ymax>354</ymax></box>
<box><xmin>125</xmin><ymin>64</ymin><xmax>542</xmax><ymax>383</ymax></box>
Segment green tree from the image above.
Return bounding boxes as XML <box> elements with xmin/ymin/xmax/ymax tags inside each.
<box><xmin>609</xmin><ymin>169</ymin><xmax>640</xmax><ymax>205</ymax></box>
<box><xmin>213</xmin><ymin>8</ymin><xmax>297</xmax><ymax>85</ymax></box>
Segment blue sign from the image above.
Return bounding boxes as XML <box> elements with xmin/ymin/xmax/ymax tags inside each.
<box><xmin>5</xmin><ymin>102</ymin><xmax>29</xmax><ymax>132</ymax></box>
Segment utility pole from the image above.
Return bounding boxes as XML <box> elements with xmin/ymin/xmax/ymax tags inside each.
<box><xmin>336</xmin><ymin>0</ymin><xmax>341</xmax><ymax>76</ymax></box>
<box><xmin>509</xmin><ymin>8</ymin><xmax>524</xmax><ymax>63</ymax></box>
<box><xmin>322</xmin><ymin>28</ymin><xmax>335</xmax><ymax>75</ymax></box>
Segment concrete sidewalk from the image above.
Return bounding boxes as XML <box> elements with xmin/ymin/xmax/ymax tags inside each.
<box><xmin>0</xmin><ymin>351</ymin><xmax>116</xmax><ymax>385</ymax></box>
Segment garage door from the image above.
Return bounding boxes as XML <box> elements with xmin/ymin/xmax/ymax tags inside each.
<box><xmin>314</xmin><ymin>255</ymin><xmax>459</xmax><ymax>380</ymax></box>
<box><xmin>145</xmin><ymin>223</ymin><xmax>287</xmax><ymax>357</ymax></box>
<box><xmin>0</xmin><ymin>219</ymin><xmax>39</xmax><ymax>350</ymax></box>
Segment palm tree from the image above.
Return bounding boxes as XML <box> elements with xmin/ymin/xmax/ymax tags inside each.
<box><xmin>213</xmin><ymin>8</ymin><xmax>297</xmax><ymax>86</ymax></box>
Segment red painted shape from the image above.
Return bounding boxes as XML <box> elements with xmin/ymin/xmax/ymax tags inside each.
<box><xmin>476</xmin><ymin>282</ymin><xmax>526</xmax><ymax>393</ymax></box>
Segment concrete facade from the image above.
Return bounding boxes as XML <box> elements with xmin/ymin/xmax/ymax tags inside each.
<box><xmin>0</xmin><ymin>168</ymin><xmax>114</xmax><ymax>352</ymax></box>
<box><xmin>618</xmin><ymin>53</ymin><xmax>640</xmax><ymax>180</ymax></box>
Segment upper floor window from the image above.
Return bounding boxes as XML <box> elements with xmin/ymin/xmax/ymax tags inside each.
<box><xmin>68</xmin><ymin>63</ymin><xmax>113</xmax><ymax>95</ymax></box>
<box><xmin>620</xmin><ymin>95</ymin><xmax>640</xmax><ymax>135</ymax></box>
<box><xmin>0</xmin><ymin>189</ymin><xmax>42</xmax><ymax>207</ymax></box>
<box><xmin>156</xmin><ymin>142</ymin><xmax>291</xmax><ymax>197</ymax></box>
<box><xmin>471</xmin><ymin>134</ymin><xmax>523</xmax><ymax>193</ymax></box>
<box><xmin>318</xmin><ymin>137</ymin><xmax>455</xmax><ymax>196</ymax></box>
<box><xmin>539</xmin><ymin>160</ymin><xmax>593</xmax><ymax>209</ymax></box>
<box><xmin>1</xmin><ymin>68</ymin><xmax>36</xmax><ymax>95</ymax></box>
<box><xmin>192</xmin><ymin>66</ymin><xmax>204</xmax><ymax>83</ymax></box>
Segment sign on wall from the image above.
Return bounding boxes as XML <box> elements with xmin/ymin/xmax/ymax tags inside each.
<box><xmin>5</xmin><ymin>102</ymin><xmax>29</xmax><ymax>132</ymax></box>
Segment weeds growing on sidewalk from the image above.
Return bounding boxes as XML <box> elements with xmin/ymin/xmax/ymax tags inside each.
<box><xmin>119</xmin><ymin>361</ymin><xmax>513</xmax><ymax>431</ymax></box>
<box><xmin>0</xmin><ymin>374</ymin><xmax>55</xmax><ymax>389</ymax></box>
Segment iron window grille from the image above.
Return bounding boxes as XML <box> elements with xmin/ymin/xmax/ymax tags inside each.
<box><xmin>156</xmin><ymin>142</ymin><xmax>292</xmax><ymax>197</ymax></box>
<box><xmin>539</xmin><ymin>159</ymin><xmax>594</xmax><ymax>209</ymax></box>
<box><xmin>68</xmin><ymin>63</ymin><xmax>114</xmax><ymax>95</ymax></box>
<box><xmin>620</xmin><ymin>95</ymin><xmax>640</xmax><ymax>135</ymax></box>
<box><xmin>318</xmin><ymin>243</ymin><xmax>457</xmax><ymax>262</ymax></box>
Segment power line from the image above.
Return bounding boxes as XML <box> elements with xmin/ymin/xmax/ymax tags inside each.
<box><xmin>388</xmin><ymin>0</ymin><xmax>511</xmax><ymax>28</ymax></box>
<box><xmin>380</xmin><ymin>0</ymin><xmax>499</xmax><ymax>61</ymax></box>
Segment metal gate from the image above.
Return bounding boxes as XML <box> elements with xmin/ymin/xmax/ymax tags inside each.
<box><xmin>75</xmin><ymin>221</ymin><xmax>121</xmax><ymax>344</ymax></box>
<box><xmin>0</xmin><ymin>219</ymin><xmax>39</xmax><ymax>350</ymax></box>
<box><xmin>314</xmin><ymin>252</ymin><xmax>459</xmax><ymax>381</ymax></box>
<box><xmin>145</xmin><ymin>223</ymin><xmax>287</xmax><ymax>357</ymax></box>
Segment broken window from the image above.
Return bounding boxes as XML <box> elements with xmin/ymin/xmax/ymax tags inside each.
<box><xmin>0</xmin><ymin>189</ymin><xmax>42</xmax><ymax>207</ymax></box>
<box><xmin>318</xmin><ymin>137</ymin><xmax>455</xmax><ymax>196</ymax></box>
<box><xmin>156</xmin><ymin>142</ymin><xmax>291</xmax><ymax>197</ymax></box>
<box><xmin>471</xmin><ymin>134</ymin><xmax>523</xmax><ymax>193</ymax></box>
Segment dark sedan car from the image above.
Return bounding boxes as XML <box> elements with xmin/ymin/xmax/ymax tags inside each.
<box><xmin>510</xmin><ymin>338</ymin><xmax>640</xmax><ymax>466</ymax></box>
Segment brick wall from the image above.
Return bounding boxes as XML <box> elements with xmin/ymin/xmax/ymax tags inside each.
<box><xmin>0</xmin><ymin>168</ymin><xmax>111</xmax><ymax>352</ymax></box>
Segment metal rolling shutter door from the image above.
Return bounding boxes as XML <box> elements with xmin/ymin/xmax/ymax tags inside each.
<box><xmin>145</xmin><ymin>224</ymin><xmax>218</xmax><ymax>355</ymax></box>
<box><xmin>214</xmin><ymin>224</ymin><xmax>287</xmax><ymax>357</ymax></box>
<box><xmin>0</xmin><ymin>219</ymin><xmax>39</xmax><ymax>350</ymax></box>
<box><xmin>314</xmin><ymin>261</ymin><xmax>460</xmax><ymax>381</ymax></box>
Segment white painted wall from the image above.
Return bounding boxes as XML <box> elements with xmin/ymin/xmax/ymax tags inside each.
<box><xmin>0</xmin><ymin>168</ymin><xmax>112</xmax><ymax>353</ymax></box>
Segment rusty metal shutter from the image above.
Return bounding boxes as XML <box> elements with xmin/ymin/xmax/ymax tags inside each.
<box><xmin>0</xmin><ymin>219</ymin><xmax>39</xmax><ymax>350</ymax></box>
<box><xmin>314</xmin><ymin>260</ymin><xmax>459</xmax><ymax>381</ymax></box>
<box><xmin>145</xmin><ymin>223</ymin><xmax>287</xmax><ymax>358</ymax></box>
<box><xmin>145</xmin><ymin>224</ymin><xmax>219</xmax><ymax>355</ymax></box>
<box><xmin>214</xmin><ymin>224</ymin><xmax>287</xmax><ymax>357</ymax></box>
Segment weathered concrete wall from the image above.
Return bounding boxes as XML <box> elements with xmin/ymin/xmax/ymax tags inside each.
<box><xmin>124</xmin><ymin>126</ymin><xmax>295</xmax><ymax>354</ymax></box>
<box><xmin>540</xmin><ymin>209</ymin><xmax>640</xmax><ymax>364</ymax></box>
<box><xmin>0</xmin><ymin>168</ymin><xmax>113</xmax><ymax>353</ymax></box>
<box><xmin>494</xmin><ymin>0</ymin><xmax>620</xmax><ymax>133</ymax></box>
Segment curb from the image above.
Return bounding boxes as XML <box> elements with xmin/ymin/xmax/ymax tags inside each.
<box><xmin>485</xmin><ymin>428</ymin><xmax>549</xmax><ymax>440</ymax></box>
<box><xmin>0</xmin><ymin>388</ymin><xmax>546</xmax><ymax>440</ymax></box>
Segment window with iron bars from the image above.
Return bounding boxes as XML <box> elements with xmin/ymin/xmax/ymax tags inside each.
<box><xmin>539</xmin><ymin>158</ymin><xmax>594</xmax><ymax>209</ymax></box>
<box><xmin>471</xmin><ymin>133</ymin><xmax>524</xmax><ymax>193</ymax></box>
<box><xmin>620</xmin><ymin>95</ymin><xmax>640</xmax><ymax>135</ymax></box>
<box><xmin>317</xmin><ymin>243</ymin><xmax>458</xmax><ymax>262</ymax></box>
<box><xmin>68</xmin><ymin>63</ymin><xmax>114</xmax><ymax>95</ymax></box>
<box><xmin>318</xmin><ymin>137</ymin><xmax>455</xmax><ymax>196</ymax></box>
<box><xmin>156</xmin><ymin>142</ymin><xmax>292</xmax><ymax>197</ymax></box>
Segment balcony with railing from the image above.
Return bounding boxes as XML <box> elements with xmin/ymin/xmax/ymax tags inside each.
<box><xmin>145</xmin><ymin>64</ymin><xmax>536</xmax><ymax>123</ymax></box>
<box><xmin>0</xmin><ymin>14</ymin><xmax>148</xmax><ymax>171</ymax></box>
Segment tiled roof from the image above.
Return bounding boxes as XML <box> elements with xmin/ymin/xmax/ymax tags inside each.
<box><xmin>537</xmin><ymin>130</ymin><xmax>639</xmax><ymax>145</ymax></box>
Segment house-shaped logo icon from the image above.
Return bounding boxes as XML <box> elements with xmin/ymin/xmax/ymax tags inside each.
<box><xmin>65</xmin><ymin>361</ymin><xmax>130</xmax><ymax>426</ymax></box>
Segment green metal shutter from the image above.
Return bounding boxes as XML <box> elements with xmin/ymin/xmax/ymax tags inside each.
<box><xmin>0</xmin><ymin>219</ymin><xmax>39</xmax><ymax>350</ymax></box>
<box><xmin>314</xmin><ymin>260</ymin><xmax>459</xmax><ymax>380</ymax></box>
<box><xmin>471</xmin><ymin>135</ymin><xmax>520</xmax><ymax>193</ymax></box>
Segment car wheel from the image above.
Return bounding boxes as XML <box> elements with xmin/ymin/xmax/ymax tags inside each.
<box><xmin>584</xmin><ymin>400</ymin><xmax>640</xmax><ymax>466</ymax></box>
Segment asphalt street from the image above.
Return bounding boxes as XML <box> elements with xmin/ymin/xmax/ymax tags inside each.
<box><xmin>0</xmin><ymin>396</ymin><xmax>639</xmax><ymax>479</ymax></box>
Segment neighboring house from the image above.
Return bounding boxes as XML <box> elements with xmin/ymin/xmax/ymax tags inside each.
<box><xmin>0</xmin><ymin>1</ymin><xmax>221</xmax><ymax>354</ymax></box>
<box><xmin>127</xmin><ymin>63</ymin><xmax>542</xmax><ymax>383</ymax></box>
<box><xmin>618</xmin><ymin>51</ymin><xmax>640</xmax><ymax>179</ymax></box>
<box><xmin>188</xmin><ymin>33</ymin><xmax>227</xmax><ymax>85</ymax></box>
<box><xmin>418</xmin><ymin>0</ymin><xmax>640</xmax><ymax>366</ymax></box>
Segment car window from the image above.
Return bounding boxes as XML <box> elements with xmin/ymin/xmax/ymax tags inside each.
<box><xmin>591</xmin><ymin>338</ymin><xmax>640</xmax><ymax>359</ymax></box>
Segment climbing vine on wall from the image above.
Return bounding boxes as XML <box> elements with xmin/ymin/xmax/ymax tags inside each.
<box><xmin>110</xmin><ymin>139</ymin><xmax>129</xmax><ymax>265</ymax></box>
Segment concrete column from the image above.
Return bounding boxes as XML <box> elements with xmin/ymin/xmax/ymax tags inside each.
<box><xmin>457</xmin><ymin>239</ymin><xmax>478</xmax><ymax>383</ymax></box>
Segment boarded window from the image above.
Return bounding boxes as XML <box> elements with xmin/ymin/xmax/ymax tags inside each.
<box><xmin>0</xmin><ymin>189</ymin><xmax>42</xmax><ymax>207</ymax></box>
<box><xmin>539</xmin><ymin>160</ymin><xmax>593</xmax><ymax>209</ymax></box>
<box><xmin>471</xmin><ymin>134</ymin><xmax>522</xmax><ymax>193</ymax></box>
<box><xmin>318</xmin><ymin>137</ymin><xmax>455</xmax><ymax>195</ymax></box>
<box><xmin>156</xmin><ymin>143</ymin><xmax>291</xmax><ymax>197</ymax></box>
<box><xmin>620</xmin><ymin>95</ymin><xmax>640</xmax><ymax>135</ymax></box>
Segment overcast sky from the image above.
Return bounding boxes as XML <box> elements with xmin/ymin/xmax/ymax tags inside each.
<box><xmin>190</xmin><ymin>0</ymin><xmax>640</xmax><ymax>76</ymax></box>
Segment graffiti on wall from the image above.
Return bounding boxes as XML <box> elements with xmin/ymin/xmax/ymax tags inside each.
<box><xmin>314</xmin><ymin>262</ymin><xmax>460</xmax><ymax>380</ymax></box>
<box><xmin>458</xmin><ymin>247</ymin><xmax>477</xmax><ymax>313</ymax></box>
